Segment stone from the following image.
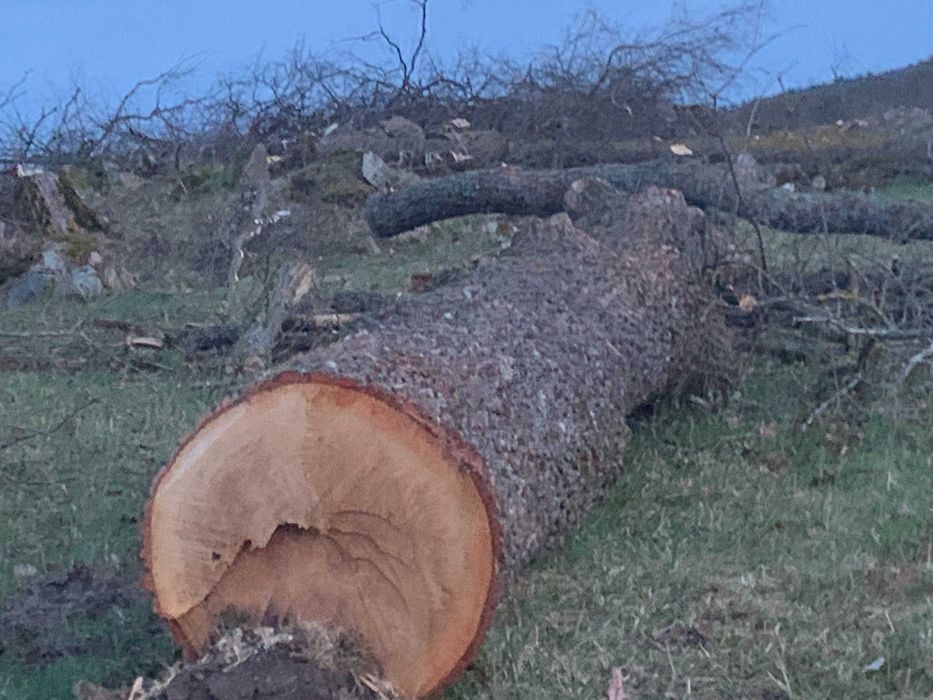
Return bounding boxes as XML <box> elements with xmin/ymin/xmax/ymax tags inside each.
<box><xmin>4</xmin><ymin>268</ymin><xmax>54</xmax><ymax>307</ymax></box>
<box><xmin>56</xmin><ymin>265</ymin><xmax>104</xmax><ymax>300</ymax></box>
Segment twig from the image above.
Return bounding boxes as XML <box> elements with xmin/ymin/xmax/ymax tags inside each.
<box><xmin>792</xmin><ymin>317</ymin><xmax>926</xmax><ymax>340</ymax></box>
<box><xmin>716</xmin><ymin>132</ymin><xmax>768</xmax><ymax>274</ymax></box>
<box><xmin>0</xmin><ymin>397</ymin><xmax>100</xmax><ymax>451</ymax></box>
<box><xmin>893</xmin><ymin>338</ymin><xmax>933</xmax><ymax>387</ymax></box>
<box><xmin>800</xmin><ymin>373</ymin><xmax>862</xmax><ymax>431</ymax></box>
<box><xmin>0</xmin><ymin>321</ymin><xmax>86</xmax><ymax>338</ymax></box>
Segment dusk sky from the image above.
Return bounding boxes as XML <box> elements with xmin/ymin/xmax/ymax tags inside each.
<box><xmin>2</xmin><ymin>1</ymin><xmax>932</xmax><ymax>112</ymax></box>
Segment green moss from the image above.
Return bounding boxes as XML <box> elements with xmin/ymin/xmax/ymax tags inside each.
<box><xmin>174</xmin><ymin>160</ymin><xmax>245</xmax><ymax>197</ymax></box>
<box><xmin>59</xmin><ymin>162</ymin><xmax>110</xmax><ymax>193</ymax></box>
<box><xmin>318</xmin><ymin>178</ymin><xmax>372</xmax><ymax>206</ymax></box>
<box><xmin>50</xmin><ymin>232</ymin><xmax>98</xmax><ymax>264</ymax></box>
<box><xmin>287</xmin><ymin>151</ymin><xmax>372</xmax><ymax>206</ymax></box>
<box><xmin>876</xmin><ymin>179</ymin><xmax>933</xmax><ymax>203</ymax></box>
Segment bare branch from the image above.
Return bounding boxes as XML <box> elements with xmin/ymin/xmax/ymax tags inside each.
<box><xmin>894</xmin><ymin>339</ymin><xmax>933</xmax><ymax>387</ymax></box>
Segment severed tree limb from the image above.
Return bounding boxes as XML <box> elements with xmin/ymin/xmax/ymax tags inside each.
<box><xmin>232</xmin><ymin>261</ymin><xmax>316</xmax><ymax>368</ymax></box>
<box><xmin>226</xmin><ymin>222</ymin><xmax>263</xmax><ymax>287</ymax></box>
<box><xmin>362</xmin><ymin>159</ymin><xmax>933</xmax><ymax>241</ymax></box>
<box><xmin>791</xmin><ymin>317</ymin><xmax>929</xmax><ymax>340</ymax></box>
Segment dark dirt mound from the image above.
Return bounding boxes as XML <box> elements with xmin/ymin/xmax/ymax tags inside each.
<box><xmin>0</xmin><ymin>560</ymin><xmax>165</xmax><ymax>665</ymax></box>
<box><xmin>141</xmin><ymin>624</ymin><xmax>398</xmax><ymax>700</ymax></box>
<box><xmin>2</xmin><ymin>563</ymin><xmax>397</xmax><ymax>699</ymax></box>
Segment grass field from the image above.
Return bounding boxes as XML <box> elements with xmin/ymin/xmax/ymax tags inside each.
<box><xmin>0</xmin><ymin>186</ymin><xmax>931</xmax><ymax>698</ymax></box>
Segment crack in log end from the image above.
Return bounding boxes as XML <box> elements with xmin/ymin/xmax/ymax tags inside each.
<box><xmin>144</xmin><ymin>377</ymin><xmax>497</xmax><ymax>699</ymax></box>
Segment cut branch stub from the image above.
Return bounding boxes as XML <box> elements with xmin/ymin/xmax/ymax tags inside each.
<box><xmin>143</xmin><ymin>374</ymin><xmax>497</xmax><ymax>699</ymax></box>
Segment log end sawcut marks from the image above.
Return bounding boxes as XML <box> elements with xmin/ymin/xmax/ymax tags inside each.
<box><xmin>142</xmin><ymin>373</ymin><xmax>499</xmax><ymax>698</ymax></box>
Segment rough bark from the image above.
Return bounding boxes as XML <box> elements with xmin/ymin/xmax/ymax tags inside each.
<box><xmin>142</xmin><ymin>186</ymin><xmax>732</xmax><ymax>698</ymax></box>
<box><xmin>362</xmin><ymin>159</ymin><xmax>933</xmax><ymax>241</ymax></box>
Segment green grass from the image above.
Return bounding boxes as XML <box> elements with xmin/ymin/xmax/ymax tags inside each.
<box><xmin>0</xmin><ymin>288</ymin><xmax>231</xmax><ymax>334</ymax></box>
<box><xmin>0</xmin><ymin>369</ymin><xmax>228</xmax><ymax>698</ymax></box>
<box><xmin>448</xmin><ymin>362</ymin><xmax>932</xmax><ymax>698</ymax></box>
<box><xmin>755</xmin><ymin>226</ymin><xmax>933</xmax><ymax>274</ymax></box>
<box><xmin>876</xmin><ymin>179</ymin><xmax>933</xmax><ymax>204</ymax></box>
<box><xmin>0</xmin><ymin>362</ymin><xmax>928</xmax><ymax>698</ymax></box>
<box><xmin>728</xmin><ymin>211</ymin><xmax>933</xmax><ymax>280</ymax></box>
<box><xmin>316</xmin><ymin>215</ymin><xmax>512</xmax><ymax>294</ymax></box>
<box><xmin>1</xmin><ymin>193</ymin><xmax>931</xmax><ymax>697</ymax></box>
<box><xmin>0</xmin><ymin>370</ymin><xmax>231</xmax><ymax>600</ymax></box>
<box><xmin>0</xmin><ymin>602</ymin><xmax>175</xmax><ymax>699</ymax></box>
<box><xmin>0</xmin><ymin>215</ymin><xmax>510</xmax><ymax>337</ymax></box>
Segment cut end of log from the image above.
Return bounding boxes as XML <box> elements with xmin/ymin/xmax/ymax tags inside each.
<box><xmin>142</xmin><ymin>372</ymin><xmax>499</xmax><ymax>698</ymax></box>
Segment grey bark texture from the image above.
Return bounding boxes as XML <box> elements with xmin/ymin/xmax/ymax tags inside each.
<box><xmin>285</xmin><ymin>184</ymin><xmax>732</xmax><ymax>580</ymax></box>
<box><xmin>362</xmin><ymin>159</ymin><xmax>933</xmax><ymax>241</ymax></box>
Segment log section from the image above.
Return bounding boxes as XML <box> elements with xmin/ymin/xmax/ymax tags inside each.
<box><xmin>362</xmin><ymin>159</ymin><xmax>933</xmax><ymax>241</ymax></box>
<box><xmin>143</xmin><ymin>186</ymin><xmax>731</xmax><ymax>697</ymax></box>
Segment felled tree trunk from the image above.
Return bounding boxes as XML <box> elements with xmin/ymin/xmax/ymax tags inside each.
<box><xmin>362</xmin><ymin>159</ymin><xmax>933</xmax><ymax>240</ymax></box>
<box><xmin>142</xmin><ymin>186</ymin><xmax>731</xmax><ymax>698</ymax></box>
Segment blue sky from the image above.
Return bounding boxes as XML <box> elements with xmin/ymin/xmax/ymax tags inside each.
<box><xmin>2</xmin><ymin>1</ymin><xmax>932</xmax><ymax>112</ymax></box>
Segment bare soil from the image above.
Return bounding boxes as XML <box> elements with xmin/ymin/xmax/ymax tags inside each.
<box><xmin>157</xmin><ymin>645</ymin><xmax>384</xmax><ymax>700</ymax></box>
<box><xmin>0</xmin><ymin>561</ymin><xmax>159</xmax><ymax>664</ymax></box>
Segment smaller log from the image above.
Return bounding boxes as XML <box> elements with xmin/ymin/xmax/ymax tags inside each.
<box><xmin>362</xmin><ymin>159</ymin><xmax>933</xmax><ymax>241</ymax></box>
<box><xmin>226</xmin><ymin>145</ymin><xmax>274</xmax><ymax>287</ymax></box>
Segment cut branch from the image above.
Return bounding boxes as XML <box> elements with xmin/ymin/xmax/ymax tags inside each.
<box><xmin>894</xmin><ymin>338</ymin><xmax>933</xmax><ymax>387</ymax></box>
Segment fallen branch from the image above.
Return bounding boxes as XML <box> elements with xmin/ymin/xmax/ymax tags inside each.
<box><xmin>0</xmin><ymin>323</ymin><xmax>84</xmax><ymax>338</ymax></box>
<box><xmin>792</xmin><ymin>317</ymin><xmax>928</xmax><ymax>340</ymax></box>
<box><xmin>285</xmin><ymin>313</ymin><xmax>361</xmax><ymax>329</ymax></box>
<box><xmin>232</xmin><ymin>261</ymin><xmax>316</xmax><ymax>368</ymax></box>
